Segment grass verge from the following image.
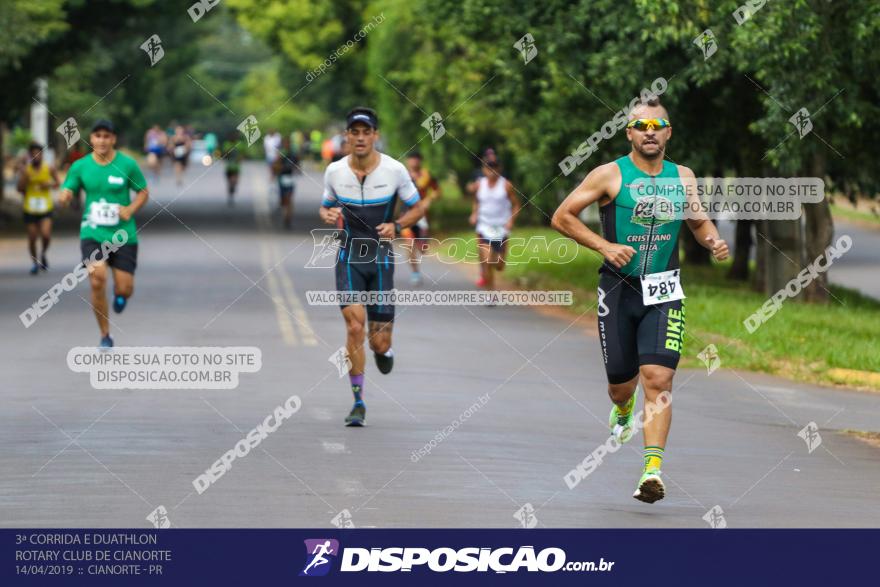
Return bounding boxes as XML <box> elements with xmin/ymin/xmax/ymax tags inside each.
<box><xmin>436</xmin><ymin>226</ymin><xmax>880</xmax><ymax>391</ymax></box>
<box><xmin>831</xmin><ymin>203</ymin><xmax>880</xmax><ymax>228</ymax></box>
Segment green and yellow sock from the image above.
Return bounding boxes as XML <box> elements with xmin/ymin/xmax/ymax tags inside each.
<box><xmin>643</xmin><ymin>446</ymin><xmax>664</xmax><ymax>472</ymax></box>
<box><xmin>618</xmin><ymin>394</ymin><xmax>635</xmax><ymax>418</ymax></box>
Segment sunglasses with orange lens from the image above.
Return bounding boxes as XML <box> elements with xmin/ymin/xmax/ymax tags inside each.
<box><xmin>626</xmin><ymin>118</ymin><xmax>671</xmax><ymax>131</ymax></box>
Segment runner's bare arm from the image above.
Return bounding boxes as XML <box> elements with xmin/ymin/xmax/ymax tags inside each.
<box><xmin>376</xmin><ymin>198</ymin><xmax>427</xmax><ymax>238</ymax></box>
<box><xmin>320</xmin><ymin>166</ymin><xmax>341</xmax><ymax>225</ymax></box>
<box><xmin>420</xmin><ymin>181</ymin><xmax>440</xmax><ymax>206</ymax></box>
<box><xmin>120</xmin><ymin>188</ymin><xmax>149</xmax><ymax>221</ymax></box>
<box><xmin>396</xmin><ymin>198</ymin><xmax>427</xmax><ymax>229</ymax></box>
<box><xmin>16</xmin><ymin>168</ymin><xmax>27</xmax><ymax>195</ymax></box>
<box><xmin>505</xmin><ymin>181</ymin><xmax>521</xmax><ymax>230</ymax></box>
<box><xmin>466</xmin><ymin>179</ymin><xmax>478</xmax><ymax>196</ymax></box>
<box><xmin>680</xmin><ymin>166</ymin><xmax>728</xmax><ymax>261</ymax></box>
<box><xmin>552</xmin><ymin>163</ymin><xmax>635</xmax><ymax>268</ymax></box>
<box><xmin>429</xmin><ymin>179</ymin><xmax>441</xmax><ymax>203</ymax></box>
<box><xmin>319</xmin><ymin>205</ymin><xmax>341</xmax><ymax>225</ymax></box>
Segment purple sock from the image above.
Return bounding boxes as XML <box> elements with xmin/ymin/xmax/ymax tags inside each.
<box><xmin>350</xmin><ymin>374</ymin><xmax>364</xmax><ymax>402</ymax></box>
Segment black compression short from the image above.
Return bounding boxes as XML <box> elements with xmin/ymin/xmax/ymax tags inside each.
<box><xmin>334</xmin><ymin>244</ymin><xmax>395</xmax><ymax>322</ymax></box>
<box><xmin>596</xmin><ymin>271</ymin><xmax>685</xmax><ymax>384</ymax></box>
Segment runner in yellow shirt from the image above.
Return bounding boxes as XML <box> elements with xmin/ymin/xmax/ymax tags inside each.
<box><xmin>18</xmin><ymin>143</ymin><xmax>59</xmax><ymax>274</ymax></box>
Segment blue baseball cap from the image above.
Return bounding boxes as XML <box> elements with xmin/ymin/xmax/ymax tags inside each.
<box><xmin>346</xmin><ymin>109</ymin><xmax>378</xmax><ymax>130</ymax></box>
<box><xmin>91</xmin><ymin>119</ymin><xmax>116</xmax><ymax>134</ymax></box>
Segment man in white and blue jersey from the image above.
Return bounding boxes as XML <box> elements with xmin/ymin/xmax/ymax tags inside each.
<box><xmin>319</xmin><ymin>107</ymin><xmax>427</xmax><ymax>426</ymax></box>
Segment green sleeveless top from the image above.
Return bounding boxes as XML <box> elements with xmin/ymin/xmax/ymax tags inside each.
<box><xmin>599</xmin><ymin>155</ymin><xmax>685</xmax><ymax>277</ymax></box>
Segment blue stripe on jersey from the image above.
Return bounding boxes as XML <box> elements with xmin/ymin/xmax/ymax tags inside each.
<box><xmin>402</xmin><ymin>190</ymin><xmax>420</xmax><ymax>206</ymax></box>
<box><xmin>336</xmin><ymin>194</ymin><xmax>395</xmax><ymax>205</ymax></box>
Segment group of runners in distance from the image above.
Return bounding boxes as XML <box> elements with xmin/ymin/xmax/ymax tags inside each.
<box><xmin>18</xmin><ymin>94</ymin><xmax>728</xmax><ymax>504</ymax></box>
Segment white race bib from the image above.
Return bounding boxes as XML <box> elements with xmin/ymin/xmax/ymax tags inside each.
<box><xmin>26</xmin><ymin>196</ymin><xmax>49</xmax><ymax>213</ymax></box>
<box><xmin>640</xmin><ymin>269</ymin><xmax>685</xmax><ymax>306</ymax></box>
<box><xmin>279</xmin><ymin>175</ymin><xmax>294</xmax><ymax>187</ymax></box>
<box><xmin>479</xmin><ymin>224</ymin><xmax>508</xmax><ymax>241</ymax></box>
<box><xmin>174</xmin><ymin>145</ymin><xmax>187</xmax><ymax>158</ymax></box>
<box><xmin>89</xmin><ymin>202</ymin><xmax>120</xmax><ymax>226</ymax></box>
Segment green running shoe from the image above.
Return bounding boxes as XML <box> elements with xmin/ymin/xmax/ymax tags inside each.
<box><xmin>608</xmin><ymin>388</ymin><xmax>637</xmax><ymax>443</ymax></box>
<box><xmin>345</xmin><ymin>401</ymin><xmax>366</xmax><ymax>427</ymax></box>
<box><xmin>633</xmin><ymin>468</ymin><xmax>665</xmax><ymax>504</ymax></box>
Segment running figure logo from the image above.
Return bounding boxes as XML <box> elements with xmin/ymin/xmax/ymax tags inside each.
<box><xmin>789</xmin><ymin>108</ymin><xmax>813</xmax><ymax>139</ymax></box>
<box><xmin>300</xmin><ymin>539</ymin><xmax>339</xmax><ymax>577</ymax></box>
<box><xmin>421</xmin><ymin>112</ymin><xmax>446</xmax><ymax>143</ymax></box>
<box><xmin>237</xmin><ymin>115</ymin><xmax>262</xmax><ymax>146</ymax></box>
<box><xmin>513</xmin><ymin>33</ymin><xmax>538</xmax><ymax>64</ymax></box>
<box><xmin>693</xmin><ymin>29</ymin><xmax>717</xmax><ymax>60</ymax></box>
<box><xmin>306</xmin><ymin>229</ymin><xmax>344</xmax><ymax>268</ymax></box>
<box><xmin>145</xmin><ymin>505</ymin><xmax>171</xmax><ymax>529</ymax></box>
<box><xmin>56</xmin><ymin>117</ymin><xmax>80</xmax><ymax>149</ymax></box>
<box><xmin>330</xmin><ymin>509</ymin><xmax>355</xmax><ymax>529</ymax></box>
<box><xmin>513</xmin><ymin>503</ymin><xmax>538</xmax><ymax>528</ymax></box>
<box><xmin>697</xmin><ymin>344</ymin><xmax>721</xmax><ymax>375</ymax></box>
<box><xmin>797</xmin><ymin>421</ymin><xmax>822</xmax><ymax>453</ymax></box>
<box><xmin>702</xmin><ymin>505</ymin><xmax>727</xmax><ymax>529</ymax></box>
<box><xmin>328</xmin><ymin>347</ymin><xmax>352</xmax><ymax>378</ymax></box>
<box><xmin>140</xmin><ymin>34</ymin><xmax>165</xmax><ymax>67</ymax></box>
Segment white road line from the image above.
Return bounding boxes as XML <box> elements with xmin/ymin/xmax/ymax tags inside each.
<box><xmin>309</xmin><ymin>407</ymin><xmax>334</xmax><ymax>421</ymax></box>
<box><xmin>271</xmin><ymin>243</ymin><xmax>318</xmax><ymax>346</ymax></box>
<box><xmin>260</xmin><ymin>241</ymin><xmax>297</xmax><ymax>346</ymax></box>
<box><xmin>321</xmin><ymin>441</ymin><xmax>348</xmax><ymax>454</ymax></box>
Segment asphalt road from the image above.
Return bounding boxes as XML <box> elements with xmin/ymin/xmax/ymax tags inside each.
<box><xmin>1</xmin><ymin>161</ymin><xmax>878</xmax><ymax>529</ymax></box>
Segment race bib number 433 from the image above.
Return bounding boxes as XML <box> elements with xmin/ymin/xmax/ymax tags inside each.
<box><xmin>89</xmin><ymin>202</ymin><xmax>120</xmax><ymax>226</ymax></box>
<box><xmin>641</xmin><ymin>269</ymin><xmax>685</xmax><ymax>306</ymax></box>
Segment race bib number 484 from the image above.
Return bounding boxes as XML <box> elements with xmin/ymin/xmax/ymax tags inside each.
<box><xmin>641</xmin><ymin>269</ymin><xmax>685</xmax><ymax>306</ymax></box>
<box><xmin>89</xmin><ymin>202</ymin><xmax>120</xmax><ymax>226</ymax></box>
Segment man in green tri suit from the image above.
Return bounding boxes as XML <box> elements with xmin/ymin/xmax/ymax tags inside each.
<box><xmin>60</xmin><ymin>120</ymin><xmax>149</xmax><ymax>348</ymax></box>
<box><xmin>552</xmin><ymin>98</ymin><xmax>729</xmax><ymax>504</ymax></box>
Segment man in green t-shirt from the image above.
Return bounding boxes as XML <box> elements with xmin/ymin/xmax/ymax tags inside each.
<box><xmin>60</xmin><ymin>119</ymin><xmax>149</xmax><ymax>348</ymax></box>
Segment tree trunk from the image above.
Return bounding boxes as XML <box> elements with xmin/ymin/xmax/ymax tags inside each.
<box><xmin>753</xmin><ymin>220</ymin><xmax>767</xmax><ymax>292</ymax></box>
<box><xmin>727</xmin><ymin>219</ymin><xmax>752</xmax><ymax>280</ymax></box>
<box><xmin>803</xmin><ymin>152</ymin><xmax>833</xmax><ymax>303</ymax></box>
<box><xmin>761</xmin><ymin>218</ymin><xmax>802</xmax><ymax>296</ymax></box>
<box><xmin>682</xmin><ymin>229</ymin><xmax>711</xmax><ymax>265</ymax></box>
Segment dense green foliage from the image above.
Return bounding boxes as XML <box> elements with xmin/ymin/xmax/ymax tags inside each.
<box><xmin>3</xmin><ymin>1</ymin><xmax>878</xmax><ymax>248</ymax></box>
<box><xmin>221</xmin><ymin>0</ymin><xmax>880</xmax><ymax>220</ymax></box>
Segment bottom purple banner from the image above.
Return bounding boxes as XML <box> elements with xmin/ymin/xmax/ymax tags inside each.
<box><xmin>3</xmin><ymin>529</ymin><xmax>873</xmax><ymax>585</ymax></box>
